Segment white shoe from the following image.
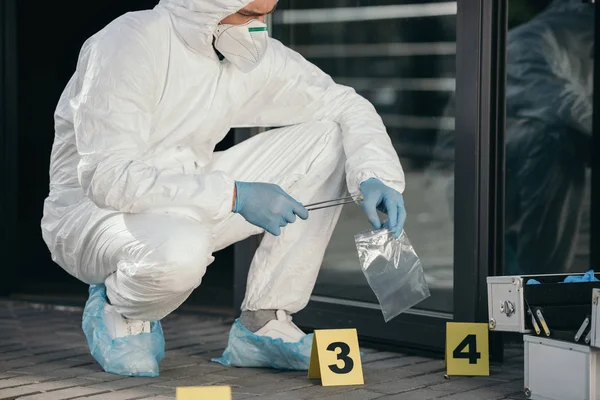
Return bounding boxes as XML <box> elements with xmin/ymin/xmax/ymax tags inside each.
<box><xmin>254</xmin><ymin>310</ymin><xmax>306</xmax><ymax>342</ymax></box>
<box><xmin>102</xmin><ymin>304</ymin><xmax>151</xmax><ymax>339</ymax></box>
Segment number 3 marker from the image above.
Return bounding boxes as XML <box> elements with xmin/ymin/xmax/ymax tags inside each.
<box><xmin>308</xmin><ymin>329</ymin><xmax>364</xmax><ymax>386</ymax></box>
<box><xmin>327</xmin><ymin>342</ymin><xmax>354</xmax><ymax>374</ymax></box>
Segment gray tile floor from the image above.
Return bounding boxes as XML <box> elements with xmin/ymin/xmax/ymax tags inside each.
<box><xmin>0</xmin><ymin>301</ymin><xmax>526</xmax><ymax>399</ymax></box>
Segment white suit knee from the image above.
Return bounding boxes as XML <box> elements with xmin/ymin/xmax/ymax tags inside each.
<box><xmin>84</xmin><ymin>213</ymin><xmax>214</xmax><ymax>321</ymax></box>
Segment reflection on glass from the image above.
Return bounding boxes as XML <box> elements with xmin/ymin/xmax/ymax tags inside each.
<box><xmin>431</xmin><ymin>0</ymin><xmax>594</xmax><ymax>277</ymax></box>
<box><xmin>272</xmin><ymin>1</ymin><xmax>457</xmax><ymax>313</ymax></box>
<box><xmin>432</xmin><ymin>0</ymin><xmax>594</xmax><ymax>275</ymax></box>
<box><xmin>504</xmin><ymin>0</ymin><xmax>594</xmax><ymax>275</ymax></box>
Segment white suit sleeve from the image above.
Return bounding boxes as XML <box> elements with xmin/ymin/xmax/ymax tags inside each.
<box><xmin>232</xmin><ymin>40</ymin><xmax>405</xmax><ymax>196</ymax></box>
<box><xmin>71</xmin><ymin>17</ymin><xmax>234</xmax><ymax>220</ymax></box>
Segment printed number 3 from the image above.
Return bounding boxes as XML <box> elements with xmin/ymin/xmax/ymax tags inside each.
<box><xmin>452</xmin><ymin>334</ymin><xmax>481</xmax><ymax>364</ymax></box>
<box><xmin>327</xmin><ymin>342</ymin><xmax>354</xmax><ymax>374</ymax></box>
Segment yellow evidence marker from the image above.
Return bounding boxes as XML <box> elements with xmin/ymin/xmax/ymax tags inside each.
<box><xmin>176</xmin><ymin>386</ymin><xmax>231</xmax><ymax>400</ymax></box>
<box><xmin>308</xmin><ymin>328</ymin><xmax>364</xmax><ymax>386</ymax></box>
<box><xmin>445</xmin><ymin>322</ymin><xmax>490</xmax><ymax>376</ymax></box>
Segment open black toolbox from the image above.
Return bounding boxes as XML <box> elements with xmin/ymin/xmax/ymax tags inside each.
<box><xmin>487</xmin><ymin>272</ymin><xmax>600</xmax><ymax>344</ymax></box>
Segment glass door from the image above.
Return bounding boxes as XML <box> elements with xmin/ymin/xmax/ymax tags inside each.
<box><xmin>499</xmin><ymin>0</ymin><xmax>596</xmax><ymax>278</ymax></box>
<box><xmin>273</xmin><ymin>1</ymin><xmax>457</xmax><ymax>314</ymax></box>
<box><xmin>249</xmin><ymin>0</ymin><xmax>504</xmax><ymax>353</ymax></box>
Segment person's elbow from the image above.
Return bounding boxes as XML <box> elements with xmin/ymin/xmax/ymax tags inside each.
<box><xmin>77</xmin><ymin>157</ymin><xmax>132</xmax><ymax>212</ymax></box>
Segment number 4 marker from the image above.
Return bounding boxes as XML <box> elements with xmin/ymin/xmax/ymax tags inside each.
<box><xmin>453</xmin><ymin>334</ymin><xmax>481</xmax><ymax>364</ymax></box>
<box><xmin>445</xmin><ymin>322</ymin><xmax>489</xmax><ymax>376</ymax></box>
<box><xmin>308</xmin><ymin>329</ymin><xmax>364</xmax><ymax>386</ymax></box>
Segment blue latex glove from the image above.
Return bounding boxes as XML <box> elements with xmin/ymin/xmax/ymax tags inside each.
<box><xmin>234</xmin><ymin>181</ymin><xmax>309</xmax><ymax>236</ymax></box>
<box><xmin>563</xmin><ymin>270</ymin><xmax>599</xmax><ymax>283</ymax></box>
<box><xmin>82</xmin><ymin>285</ymin><xmax>165</xmax><ymax>377</ymax></box>
<box><xmin>359</xmin><ymin>178</ymin><xmax>406</xmax><ymax>238</ymax></box>
<box><xmin>526</xmin><ymin>270</ymin><xmax>598</xmax><ymax>285</ymax></box>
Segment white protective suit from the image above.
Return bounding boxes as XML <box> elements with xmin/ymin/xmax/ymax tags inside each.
<box><xmin>41</xmin><ymin>0</ymin><xmax>405</xmax><ymax>321</ymax></box>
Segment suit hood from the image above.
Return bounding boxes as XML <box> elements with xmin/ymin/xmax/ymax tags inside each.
<box><xmin>156</xmin><ymin>0</ymin><xmax>254</xmax><ymax>55</ymax></box>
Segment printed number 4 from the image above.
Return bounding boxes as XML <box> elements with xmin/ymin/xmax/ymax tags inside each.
<box><xmin>452</xmin><ymin>334</ymin><xmax>481</xmax><ymax>364</ymax></box>
<box><xmin>327</xmin><ymin>342</ymin><xmax>354</xmax><ymax>374</ymax></box>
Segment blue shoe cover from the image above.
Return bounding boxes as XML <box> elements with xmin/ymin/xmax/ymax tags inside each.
<box><xmin>212</xmin><ymin>319</ymin><xmax>313</xmax><ymax>370</ymax></box>
<box><xmin>82</xmin><ymin>284</ymin><xmax>165</xmax><ymax>377</ymax></box>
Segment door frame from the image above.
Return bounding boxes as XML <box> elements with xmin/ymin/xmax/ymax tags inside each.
<box><xmin>0</xmin><ymin>0</ymin><xmax>18</xmax><ymax>297</ymax></box>
<box><xmin>592</xmin><ymin>2</ymin><xmax>600</xmax><ymax>270</ymax></box>
<box><xmin>232</xmin><ymin>0</ymin><xmax>506</xmax><ymax>357</ymax></box>
<box><xmin>454</xmin><ymin>0</ymin><xmax>506</xmax><ymax>360</ymax></box>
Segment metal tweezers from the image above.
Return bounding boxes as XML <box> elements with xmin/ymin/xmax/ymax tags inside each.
<box><xmin>304</xmin><ymin>195</ymin><xmax>363</xmax><ymax>212</ymax></box>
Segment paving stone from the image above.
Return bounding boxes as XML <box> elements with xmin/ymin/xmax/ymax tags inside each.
<box><xmin>376</xmin><ymin>387</ymin><xmax>444</xmax><ymax>399</ymax></box>
<box><xmin>262</xmin><ymin>383</ymin><xmax>363</xmax><ymax>400</ymax></box>
<box><xmin>227</xmin><ymin>373</ymin><xmax>285</xmax><ymax>389</ymax></box>
<box><xmin>0</xmin><ymin>349</ymin><xmax>68</xmax><ymax>363</ymax></box>
<box><xmin>79</xmin><ymin>386</ymin><xmax>172</xmax><ymax>400</ymax></box>
<box><xmin>231</xmin><ymin>394</ymin><xmax>260</xmax><ymax>400</ymax></box>
<box><xmin>8</xmin><ymin>358</ymin><xmax>94</xmax><ymax>374</ymax></box>
<box><xmin>154</xmin><ymin>364</ymin><xmax>223</xmax><ymax>379</ymax></box>
<box><xmin>237</xmin><ymin>388</ymin><xmax>315</xmax><ymax>400</ymax></box>
<box><xmin>0</xmin><ymin>345</ymin><xmax>24</xmax><ymax>353</ymax></box>
<box><xmin>16</xmin><ymin>386</ymin><xmax>110</xmax><ymax>400</ymax></box>
<box><xmin>43</xmin><ymin>366</ymin><xmax>104</xmax><ymax>379</ymax></box>
<box><xmin>365</xmin><ymin>356</ymin><xmax>433</xmax><ymax>371</ymax></box>
<box><xmin>362</xmin><ymin>361</ymin><xmax>445</xmax><ymax>385</ymax></box>
<box><xmin>231</xmin><ymin>377</ymin><xmax>314</xmax><ymax>396</ymax></box>
<box><xmin>489</xmin><ymin>380</ymin><xmax>524</xmax><ymax>394</ymax></box>
<box><xmin>435</xmin><ymin>381</ymin><xmax>524</xmax><ymax>400</ymax></box>
<box><xmin>0</xmin><ymin>350</ymin><xmax>34</xmax><ymax>361</ymax></box>
<box><xmin>186</xmin><ymin>341</ymin><xmax>230</xmax><ymax>356</ymax></box>
<box><xmin>8</xmin><ymin>342</ymin><xmax>83</xmax><ymax>353</ymax></box>
<box><xmin>214</xmin><ymin>367</ymin><xmax>284</xmax><ymax>379</ymax></box>
<box><xmin>157</xmin><ymin>358</ymin><xmax>199</xmax><ymax>371</ymax></box>
<box><xmin>87</xmin><ymin>376</ymin><xmax>161</xmax><ymax>391</ymax></box>
<box><xmin>0</xmin><ymin>378</ymin><xmax>93</xmax><ymax>399</ymax></box>
<box><xmin>397</xmin><ymin>360</ymin><xmax>446</xmax><ymax>375</ymax></box>
<box><xmin>0</xmin><ymin>359</ymin><xmax>37</xmax><ymax>370</ymax></box>
<box><xmin>427</xmin><ymin>377</ymin><xmax>500</xmax><ymax>394</ymax></box>
<box><xmin>362</xmin><ymin>352</ymin><xmax>406</xmax><ymax>363</ymax></box>
<box><xmin>489</xmin><ymin>365</ymin><xmax>523</xmax><ymax>381</ymax></box>
<box><xmin>368</xmin><ymin>373</ymin><xmax>450</xmax><ymax>394</ymax></box>
<box><xmin>500</xmin><ymin>391</ymin><xmax>526</xmax><ymax>399</ymax></box>
<box><xmin>150</xmin><ymin>374</ymin><xmax>235</xmax><ymax>388</ymax></box>
<box><xmin>0</xmin><ymin>375</ymin><xmax>55</xmax><ymax>389</ymax></box>
<box><xmin>317</xmin><ymin>389</ymin><xmax>382</xmax><ymax>399</ymax></box>
<box><xmin>79</xmin><ymin>371</ymin><xmax>127</xmax><ymax>382</ymax></box>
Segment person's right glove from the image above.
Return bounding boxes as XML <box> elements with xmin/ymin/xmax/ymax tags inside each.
<box><xmin>233</xmin><ymin>181</ymin><xmax>309</xmax><ymax>236</ymax></box>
